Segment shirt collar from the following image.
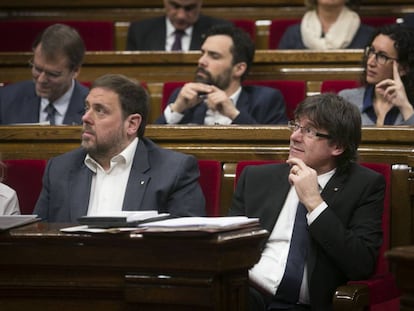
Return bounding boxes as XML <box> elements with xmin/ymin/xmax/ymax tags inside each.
<box><xmin>229</xmin><ymin>86</ymin><xmax>242</xmax><ymax>105</ymax></box>
<box><xmin>84</xmin><ymin>137</ymin><xmax>139</xmax><ymax>173</ymax></box>
<box><xmin>41</xmin><ymin>79</ymin><xmax>75</xmax><ymax>116</ymax></box>
<box><xmin>317</xmin><ymin>168</ymin><xmax>336</xmax><ymax>190</ymax></box>
<box><xmin>166</xmin><ymin>17</ymin><xmax>193</xmax><ymax>37</ymax></box>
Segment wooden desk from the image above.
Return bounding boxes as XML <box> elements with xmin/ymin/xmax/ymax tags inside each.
<box><xmin>0</xmin><ymin>222</ymin><xmax>268</xmax><ymax>310</ymax></box>
<box><xmin>386</xmin><ymin>246</ymin><xmax>414</xmax><ymax>311</ymax></box>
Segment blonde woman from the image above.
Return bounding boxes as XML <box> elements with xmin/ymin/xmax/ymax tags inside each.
<box><xmin>278</xmin><ymin>0</ymin><xmax>374</xmax><ymax>49</ymax></box>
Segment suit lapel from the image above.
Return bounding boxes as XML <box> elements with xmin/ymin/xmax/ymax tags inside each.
<box><xmin>21</xmin><ymin>96</ymin><xmax>41</xmax><ymax>123</ymax></box>
<box><xmin>122</xmin><ymin>139</ymin><xmax>151</xmax><ymax>211</ymax></box>
<box><xmin>68</xmin><ymin>162</ymin><xmax>93</xmax><ymax>222</ymax></box>
<box><xmin>63</xmin><ymin>82</ymin><xmax>87</xmax><ymax>125</ymax></box>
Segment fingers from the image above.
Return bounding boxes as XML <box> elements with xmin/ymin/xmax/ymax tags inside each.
<box><xmin>393</xmin><ymin>60</ymin><xmax>402</xmax><ymax>83</ymax></box>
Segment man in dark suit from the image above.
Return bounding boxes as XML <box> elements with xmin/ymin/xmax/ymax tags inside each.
<box><xmin>155</xmin><ymin>24</ymin><xmax>288</xmax><ymax>125</ymax></box>
<box><xmin>34</xmin><ymin>74</ymin><xmax>206</xmax><ymax>223</ymax></box>
<box><xmin>126</xmin><ymin>0</ymin><xmax>231</xmax><ymax>51</ymax></box>
<box><xmin>229</xmin><ymin>93</ymin><xmax>384</xmax><ymax>310</ymax></box>
<box><xmin>0</xmin><ymin>23</ymin><xmax>88</xmax><ymax>125</ymax></box>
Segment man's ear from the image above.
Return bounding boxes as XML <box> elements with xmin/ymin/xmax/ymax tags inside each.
<box><xmin>126</xmin><ymin>113</ymin><xmax>142</xmax><ymax>136</ymax></box>
<box><xmin>233</xmin><ymin>62</ymin><xmax>247</xmax><ymax>79</ymax></box>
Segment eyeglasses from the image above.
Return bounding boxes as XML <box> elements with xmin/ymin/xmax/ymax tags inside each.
<box><xmin>364</xmin><ymin>46</ymin><xmax>398</xmax><ymax>65</ymax></box>
<box><xmin>288</xmin><ymin>120</ymin><xmax>331</xmax><ymax>139</ymax></box>
<box><xmin>28</xmin><ymin>60</ymin><xmax>64</xmax><ymax>80</ymax></box>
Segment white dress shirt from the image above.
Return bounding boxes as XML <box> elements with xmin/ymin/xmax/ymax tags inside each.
<box><xmin>85</xmin><ymin>138</ymin><xmax>138</xmax><ymax>216</ymax></box>
<box><xmin>39</xmin><ymin>79</ymin><xmax>75</xmax><ymax>125</ymax></box>
<box><xmin>249</xmin><ymin>169</ymin><xmax>335</xmax><ymax>304</ymax></box>
<box><xmin>166</xmin><ymin>18</ymin><xmax>193</xmax><ymax>51</ymax></box>
<box><xmin>164</xmin><ymin>87</ymin><xmax>242</xmax><ymax>124</ymax></box>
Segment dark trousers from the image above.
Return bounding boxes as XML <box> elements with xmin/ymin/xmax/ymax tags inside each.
<box><xmin>249</xmin><ymin>286</ymin><xmax>311</xmax><ymax>311</ymax></box>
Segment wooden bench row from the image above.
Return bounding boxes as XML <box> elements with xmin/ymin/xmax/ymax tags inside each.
<box><xmin>0</xmin><ymin>125</ymin><xmax>412</xmax><ymax>250</ymax></box>
<box><xmin>0</xmin><ymin>50</ymin><xmax>366</xmax><ymax>123</ymax></box>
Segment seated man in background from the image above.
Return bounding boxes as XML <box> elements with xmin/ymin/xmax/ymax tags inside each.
<box><xmin>126</xmin><ymin>0</ymin><xmax>231</xmax><ymax>51</ymax></box>
<box><xmin>155</xmin><ymin>24</ymin><xmax>288</xmax><ymax>125</ymax></box>
<box><xmin>34</xmin><ymin>74</ymin><xmax>206</xmax><ymax>223</ymax></box>
<box><xmin>229</xmin><ymin>93</ymin><xmax>384</xmax><ymax>310</ymax></box>
<box><xmin>0</xmin><ymin>23</ymin><xmax>88</xmax><ymax>125</ymax></box>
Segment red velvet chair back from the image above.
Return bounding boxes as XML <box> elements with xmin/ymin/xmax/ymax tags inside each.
<box><xmin>198</xmin><ymin>160</ymin><xmax>222</xmax><ymax>216</ymax></box>
<box><xmin>235</xmin><ymin>160</ymin><xmax>283</xmax><ymax>189</ymax></box>
<box><xmin>359</xmin><ymin>162</ymin><xmax>391</xmax><ymax>275</ymax></box>
<box><xmin>162</xmin><ymin>80</ymin><xmax>306</xmax><ymax>120</ymax></box>
<box><xmin>2</xmin><ymin>159</ymin><xmax>47</xmax><ymax>215</ymax></box>
<box><xmin>361</xmin><ymin>16</ymin><xmax>398</xmax><ymax>28</ymax></box>
<box><xmin>0</xmin><ymin>20</ymin><xmax>114</xmax><ymax>51</ymax></box>
<box><xmin>320</xmin><ymin>80</ymin><xmax>361</xmax><ymax>94</ymax></box>
<box><xmin>243</xmin><ymin>80</ymin><xmax>306</xmax><ymax>120</ymax></box>
<box><xmin>231</xmin><ymin>19</ymin><xmax>256</xmax><ymax>41</ymax></box>
<box><xmin>268</xmin><ymin>18</ymin><xmax>301</xmax><ymax>49</ymax></box>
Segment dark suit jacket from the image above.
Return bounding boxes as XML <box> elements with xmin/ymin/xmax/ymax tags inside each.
<box><xmin>34</xmin><ymin>138</ymin><xmax>206</xmax><ymax>222</ymax></box>
<box><xmin>229</xmin><ymin>162</ymin><xmax>384</xmax><ymax>310</ymax></box>
<box><xmin>278</xmin><ymin>23</ymin><xmax>374</xmax><ymax>49</ymax></box>
<box><xmin>155</xmin><ymin>85</ymin><xmax>288</xmax><ymax>124</ymax></box>
<box><xmin>0</xmin><ymin>80</ymin><xmax>88</xmax><ymax>125</ymax></box>
<box><xmin>126</xmin><ymin>15</ymin><xmax>232</xmax><ymax>51</ymax></box>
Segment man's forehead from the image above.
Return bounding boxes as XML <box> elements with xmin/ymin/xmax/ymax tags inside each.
<box><xmin>203</xmin><ymin>35</ymin><xmax>233</xmax><ymax>52</ymax></box>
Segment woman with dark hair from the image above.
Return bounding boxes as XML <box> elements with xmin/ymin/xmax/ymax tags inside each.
<box><xmin>339</xmin><ymin>24</ymin><xmax>414</xmax><ymax>125</ymax></box>
<box><xmin>278</xmin><ymin>0</ymin><xmax>374</xmax><ymax>49</ymax></box>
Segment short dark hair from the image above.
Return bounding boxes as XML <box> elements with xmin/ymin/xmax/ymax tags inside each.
<box><xmin>362</xmin><ymin>23</ymin><xmax>414</xmax><ymax>103</ymax></box>
<box><xmin>202</xmin><ymin>24</ymin><xmax>255</xmax><ymax>81</ymax></box>
<box><xmin>294</xmin><ymin>93</ymin><xmax>361</xmax><ymax>173</ymax></box>
<box><xmin>32</xmin><ymin>23</ymin><xmax>85</xmax><ymax>71</ymax></box>
<box><xmin>91</xmin><ymin>74</ymin><xmax>149</xmax><ymax>138</ymax></box>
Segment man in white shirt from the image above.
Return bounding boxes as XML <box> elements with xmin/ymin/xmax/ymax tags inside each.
<box><xmin>126</xmin><ymin>0</ymin><xmax>231</xmax><ymax>51</ymax></box>
<box><xmin>34</xmin><ymin>74</ymin><xmax>206</xmax><ymax>222</ymax></box>
<box><xmin>229</xmin><ymin>93</ymin><xmax>385</xmax><ymax>310</ymax></box>
<box><xmin>155</xmin><ymin>24</ymin><xmax>288</xmax><ymax>125</ymax></box>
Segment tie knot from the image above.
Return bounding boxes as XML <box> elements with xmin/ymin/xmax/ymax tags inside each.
<box><xmin>171</xmin><ymin>30</ymin><xmax>185</xmax><ymax>51</ymax></box>
<box><xmin>45</xmin><ymin>103</ymin><xmax>57</xmax><ymax>125</ymax></box>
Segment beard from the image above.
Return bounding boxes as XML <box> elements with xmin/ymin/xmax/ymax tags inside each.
<box><xmin>194</xmin><ymin>67</ymin><xmax>232</xmax><ymax>90</ymax></box>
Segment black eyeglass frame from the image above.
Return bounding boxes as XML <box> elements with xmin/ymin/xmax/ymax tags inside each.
<box><xmin>364</xmin><ymin>46</ymin><xmax>398</xmax><ymax>65</ymax></box>
<box><xmin>287</xmin><ymin>120</ymin><xmax>332</xmax><ymax>139</ymax></box>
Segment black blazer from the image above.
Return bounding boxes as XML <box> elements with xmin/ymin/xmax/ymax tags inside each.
<box><xmin>126</xmin><ymin>15</ymin><xmax>232</xmax><ymax>51</ymax></box>
<box><xmin>155</xmin><ymin>85</ymin><xmax>288</xmax><ymax>125</ymax></box>
<box><xmin>0</xmin><ymin>80</ymin><xmax>88</xmax><ymax>125</ymax></box>
<box><xmin>229</xmin><ymin>162</ymin><xmax>384</xmax><ymax>310</ymax></box>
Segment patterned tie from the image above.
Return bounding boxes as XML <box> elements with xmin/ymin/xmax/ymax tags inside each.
<box><xmin>171</xmin><ymin>30</ymin><xmax>185</xmax><ymax>51</ymax></box>
<box><xmin>271</xmin><ymin>202</ymin><xmax>310</xmax><ymax>308</ymax></box>
<box><xmin>45</xmin><ymin>103</ymin><xmax>57</xmax><ymax>125</ymax></box>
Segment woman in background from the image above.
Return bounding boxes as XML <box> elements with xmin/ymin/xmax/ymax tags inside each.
<box><xmin>278</xmin><ymin>0</ymin><xmax>374</xmax><ymax>49</ymax></box>
<box><xmin>0</xmin><ymin>160</ymin><xmax>20</xmax><ymax>215</ymax></box>
<box><xmin>339</xmin><ymin>24</ymin><xmax>414</xmax><ymax>126</ymax></box>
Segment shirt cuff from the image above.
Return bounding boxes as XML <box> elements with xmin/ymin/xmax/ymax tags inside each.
<box><xmin>164</xmin><ymin>103</ymin><xmax>184</xmax><ymax>124</ymax></box>
<box><xmin>306</xmin><ymin>201</ymin><xmax>328</xmax><ymax>225</ymax></box>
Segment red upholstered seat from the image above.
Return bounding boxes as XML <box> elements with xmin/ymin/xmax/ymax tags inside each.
<box><xmin>198</xmin><ymin>160</ymin><xmax>222</xmax><ymax>216</ymax></box>
<box><xmin>161</xmin><ymin>80</ymin><xmax>306</xmax><ymax>120</ymax></box>
<box><xmin>0</xmin><ymin>20</ymin><xmax>114</xmax><ymax>51</ymax></box>
<box><xmin>2</xmin><ymin>159</ymin><xmax>47</xmax><ymax>215</ymax></box>
<box><xmin>361</xmin><ymin>16</ymin><xmax>398</xmax><ymax>28</ymax></box>
<box><xmin>235</xmin><ymin>160</ymin><xmax>400</xmax><ymax>311</ymax></box>
<box><xmin>321</xmin><ymin>80</ymin><xmax>361</xmax><ymax>94</ymax></box>
<box><xmin>232</xmin><ymin>19</ymin><xmax>256</xmax><ymax>41</ymax></box>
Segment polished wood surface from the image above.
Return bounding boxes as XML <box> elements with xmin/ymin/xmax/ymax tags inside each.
<box><xmin>386</xmin><ymin>246</ymin><xmax>414</xmax><ymax>311</ymax></box>
<box><xmin>0</xmin><ymin>125</ymin><xmax>412</xmax><ymax>250</ymax></box>
<box><xmin>0</xmin><ymin>222</ymin><xmax>268</xmax><ymax>310</ymax></box>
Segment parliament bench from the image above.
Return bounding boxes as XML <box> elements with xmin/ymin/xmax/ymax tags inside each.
<box><xmin>0</xmin><ymin>125</ymin><xmax>412</xmax><ymax>251</ymax></box>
